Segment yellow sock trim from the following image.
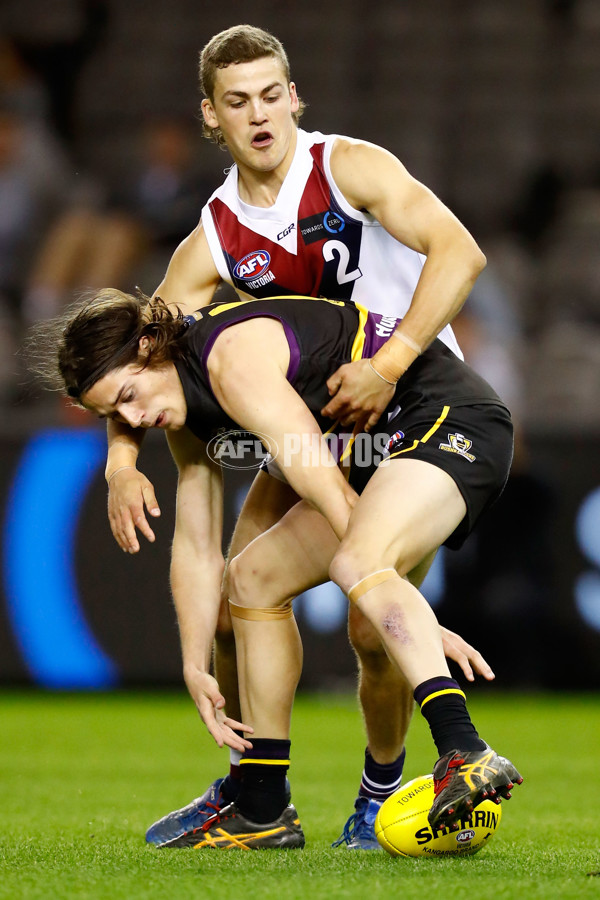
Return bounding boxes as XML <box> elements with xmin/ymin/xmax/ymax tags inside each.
<box><xmin>419</xmin><ymin>688</ymin><xmax>466</xmax><ymax>708</ymax></box>
<box><xmin>228</xmin><ymin>599</ymin><xmax>293</xmax><ymax>621</ymax></box>
<box><xmin>348</xmin><ymin>568</ymin><xmax>398</xmax><ymax>604</ymax></box>
<box><xmin>239</xmin><ymin>758</ymin><xmax>291</xmax><ymax>766</ymax></box>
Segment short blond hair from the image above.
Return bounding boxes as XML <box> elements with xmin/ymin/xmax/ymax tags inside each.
<box><xmin>199</xmin><ymin>24</ymin><xmax>305</xmax><ymax>146</ymax></box>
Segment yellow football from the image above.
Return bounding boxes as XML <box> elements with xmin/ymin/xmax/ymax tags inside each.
<box><xmin>375</xmin><ymin>774</ymin><xmax>502</xmax><ymax>858</ymax></box>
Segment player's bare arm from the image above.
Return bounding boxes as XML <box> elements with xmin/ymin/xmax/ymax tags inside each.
<box><xmin>207</xmin><ymin>318</ymin><xmax>357</xmax><ymax>539</ymax></box>
<box><xmin>106</xmin><ymin>222</ymin><xmax>222</xmax><ymax>553</ymax></box>
<box><xmin>322</xmin><ymin>139</ymin><xmax>486</xmax><ymax>429</ymax></box>
<box><xmin>152</xmin><ymin>221</ymin><xmax>221</xmax><ymax>312</ymax></box>
<box><xmin>167</xmin><ymin>426</ymin><xmax>253</xmax><ymax>752</ymax></box>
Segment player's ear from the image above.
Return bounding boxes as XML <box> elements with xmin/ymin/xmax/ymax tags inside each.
<box><xmin>138</xmin><ymin>335</ymin><xmax>153</xmax><ymax>358</ymax></box>
<box><xmin>289</xmin><ymin>82</ymin><xmax>299</xmax><ymax>114</ymax></box>
<box><xmin>201</xmin><ymin>98</ymin><xmax>218</xmax><ymax>129</ymax></box>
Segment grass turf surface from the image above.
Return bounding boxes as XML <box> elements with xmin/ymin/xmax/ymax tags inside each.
<box><xmin>0</xmin><ymin>691</ymin><xmax>598</xmax><ymax>899</ymax></box>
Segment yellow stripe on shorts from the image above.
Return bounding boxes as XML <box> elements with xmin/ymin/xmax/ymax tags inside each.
<box><xmin>387</xmin><ymin>405</ymin><xmax>451</xmax><ymax>459</ymax></box>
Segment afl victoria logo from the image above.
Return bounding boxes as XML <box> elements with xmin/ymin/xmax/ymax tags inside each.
<box><xmin>234</xmin><ymin>250</ymin><xmax>271</xmax><ymax>281</ymax></box>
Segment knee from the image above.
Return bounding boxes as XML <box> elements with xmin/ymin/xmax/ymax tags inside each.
<box><xmin>228</xmin><ymin>549</ymin><xmax>279</xmax><ymax>609</ymax></box>
<box><xmin>227</xmin><ymin>552</ymin><xmax>256</xmax><ymax>608</ymax></box>
<box><xmin>329</xmin><ymin>545</ymin><xmax>373</xmax><ymax>596</ymax></box>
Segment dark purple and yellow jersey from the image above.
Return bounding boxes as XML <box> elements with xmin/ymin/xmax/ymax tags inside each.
<box><xmin>174</xmin><ymin>296</ymin><xmax>502</xmax><ymax>447</ymax></box>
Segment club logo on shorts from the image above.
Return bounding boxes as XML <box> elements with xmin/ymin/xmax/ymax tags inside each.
<box><xmin>439</xmin><ymin>432</ymin><xmax>476</xmax><ymax>462</ymax></box>
<box><xmin>233</xmin><ymin>250</ymin><xmax>274</xmax><ymax>287</ymax></box>
<box><xmin>385</xmin><ymin>430</ymin><xmax>405</xmax><ymax>453</ymax></box>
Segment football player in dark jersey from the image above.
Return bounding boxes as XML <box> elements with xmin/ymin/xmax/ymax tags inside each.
<box><xmin>44</xmin><ymin>288</ymin><xmax>521</xmax><ymax>850</ymax></box>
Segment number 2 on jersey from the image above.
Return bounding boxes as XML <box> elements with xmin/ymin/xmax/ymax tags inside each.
<box><xmin>322</xmin><ymin>240</ymin><xmax>362</xmax><ymax>285</ymax></box>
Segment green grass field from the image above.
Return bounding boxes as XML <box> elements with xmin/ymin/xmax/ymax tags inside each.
<box><xmin>0</xmin><ymin>690</ymin><xmax>598</xmax><ymax>900</ymax></box>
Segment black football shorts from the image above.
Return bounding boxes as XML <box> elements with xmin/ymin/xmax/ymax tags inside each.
<box><xmin>349</xmin><ymin>401</ymin><xmax>514</xmax><ymax>550</ymax></box>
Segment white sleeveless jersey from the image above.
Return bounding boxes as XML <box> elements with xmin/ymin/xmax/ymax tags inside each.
<box><xmin>201</xmin><ymin>128</ymin><xmax>462</xmax><ymax>357</ymax></box>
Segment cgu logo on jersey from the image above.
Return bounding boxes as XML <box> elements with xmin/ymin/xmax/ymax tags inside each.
<box><xmin>234</xmin><ymin>250</ymin><xmax>272</xmax><ymax>281</ymax></box>
<box><xmin>277</xmin><ymin>223</ymin><xmax>295</xmax><ymax>241</ymax></box>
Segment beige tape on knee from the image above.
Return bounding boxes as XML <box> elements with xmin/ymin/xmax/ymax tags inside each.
<box><xmin>228</xmin><ymin>598</ymin><xmax>294</xmax><ymax>621</ymax></box>
<box><xmin>347</xmin><ymin>568</ymin><xmax>398</xmax><ymax>604</ymax></box>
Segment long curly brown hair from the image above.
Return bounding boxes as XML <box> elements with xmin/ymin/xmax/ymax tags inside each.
<box><xmin>28</xmin><ymin>289</ymin><xmax>188</xmax><ymax>403</ymax></box>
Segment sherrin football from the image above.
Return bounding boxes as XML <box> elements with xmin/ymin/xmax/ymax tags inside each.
<box><xmin>375</xmin><ymin>774</ymin><xmax>502</xmax><ymax>858</ymax></box>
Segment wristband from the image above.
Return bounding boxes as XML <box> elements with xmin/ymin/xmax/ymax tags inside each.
<box><xmin>368</xmin><ymin>359</ymin><xmax>397</xmax><ymax>386</ymax></box>
<box><xmin>106</xmin><ymin>465</ymin><xmax>135</xmax><ymax>485</ymax></box>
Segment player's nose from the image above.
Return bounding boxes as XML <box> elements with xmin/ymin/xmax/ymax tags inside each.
<box><xmin>120</xmin><ymin>406</ymin><xmax>143</xmax><ymax>428</ymax></box>
<box><xmin>249</xmin><ymin>101</ymin><xmax>268</xmax><ymax>123</ymax></box>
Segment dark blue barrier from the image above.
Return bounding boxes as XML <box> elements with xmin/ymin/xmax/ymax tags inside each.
<box><xmin>1</xmin><ymin>426</ymin><xmax>599</xmax><ymax>689</ymax></box>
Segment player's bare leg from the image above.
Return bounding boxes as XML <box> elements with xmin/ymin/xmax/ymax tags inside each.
<box><xmin>228</xmin><ymin>500</ymin><xmax>337</xmax><ymax>737</ymax></box>
<box><xmin>215</xmin><ymin>470</ymin><xmax>299</xmax><ymax>722</ymax></box>
<box><xmin>334</xmin><ymin>550</ymin><xmax>435</xmax><ymax>848</ymax></box>
<box><xmin>350</xmin><ymin>551</ymin><xmax>435</xmax><ymax>763</ymax></box>
<box><xmin>146</xmin><ymin>470</ymin><xmax>299</xmax><ymax>846</ymax></box>
<box><xmin>330</xmin><ymin>458</ymin><xmax>522</xmax><ymax>831</ymax></box>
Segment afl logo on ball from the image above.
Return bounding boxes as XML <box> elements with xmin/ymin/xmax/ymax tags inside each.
<box><xmin>456</xmin><ymin>830</ymin><xmax>475</xmax><ymax>843</ymax></box>
<box><xmin>234</xmin><ymin>250</ymin><xmax>271</xmax><ymax>280</ymax></box>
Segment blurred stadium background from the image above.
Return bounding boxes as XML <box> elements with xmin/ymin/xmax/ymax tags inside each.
<box><xmin>1</xmin><ymin>0</ymin><xmax>600</xmax><ymax>692</ymax></box>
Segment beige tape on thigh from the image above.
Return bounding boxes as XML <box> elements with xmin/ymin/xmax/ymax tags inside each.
<box><xmin>347</xmin><ymin>568</ymin><xmax>398</xmax><ymax>604</ymax></box>
<box><xmin>228</xmin><ymin>598</ymin><xmax>294</xmax><ymax>621</ymax></box>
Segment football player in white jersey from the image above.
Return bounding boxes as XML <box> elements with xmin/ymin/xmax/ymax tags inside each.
<box><xmin>102</xmin><ymin>25</ymin><xmax>498</xmax><ymax>849</ymax></box>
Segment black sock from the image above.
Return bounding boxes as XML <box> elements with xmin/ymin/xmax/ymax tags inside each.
<box><xmin>414</xmin><ymin>677</ymin><xmax>486</xmax><ymax>756</ymax></box>
<box><xmin>359</xmin><ymin>747</ymin><xmax>405</xmax><ymax>801</ymax></box>
<box><xmin>221</xmin><ymin>772</ymin><xmax>240</xmax><ymax>802</ymax></box>
<box><xmin>236</xmin><ymin>738</ymin><xmax>291</xmax><ymax>824</ymax></box>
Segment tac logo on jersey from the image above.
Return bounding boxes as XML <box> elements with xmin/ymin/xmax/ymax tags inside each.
<box><xmin>299</xmin><ymin>210</ymin><xmax>347</xmax><ymax>244</ymax></box>
<box><xmin>323</xmin><ymin>210</ymin><xmax>345</xmax><ymax>234</ymax></box>
<box><xmin>234</xmin><ymin>250</ymin><xmax>271</xmax><ymax>281</ymax></box>
<box><xmin>439</xmin><ymin>433</ymin><xmax>476</xmax><ymax>462</ymax></box>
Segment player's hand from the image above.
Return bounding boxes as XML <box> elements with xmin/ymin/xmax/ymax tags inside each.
<box><xmin>321</xmin><ymin>359</ymin><xmax>396</xmax><ymax>432</ymax></box>
<box><xmin>185</xmin><ymin>668</ymin><xmax>254</xmax><ymax>752</ymax></box>
<box><xmin>440</xmin><ymin>626</ymin><xmax>495</xmax><ymax>682</ymax></box>
<box><xmin>107</xmin><ymin>467</ymin><xmax>161</xmax><ymax>553</ymax></box>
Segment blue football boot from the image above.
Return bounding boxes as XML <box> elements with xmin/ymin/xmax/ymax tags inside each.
<box><xmin>146</xmin><ymin>777</ymin><xmax>226</xmax><ymax>846</ymax></box>
<box><xmin>146</xmin><ymin>776</ymin><xmax>293</xmax><ymax>847</ymax></box>
<box><xmin>332</xmin><ymin>796</ymin><xmax>383</xmax><ymax>850</ymax></box>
